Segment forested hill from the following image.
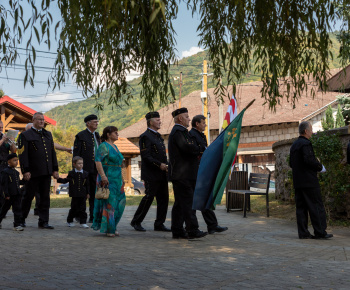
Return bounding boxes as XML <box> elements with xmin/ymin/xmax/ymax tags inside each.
<box><xmin>46</xmin><ymin>33</ymin><xmax>342</xmax><ymax>132</ymax></box>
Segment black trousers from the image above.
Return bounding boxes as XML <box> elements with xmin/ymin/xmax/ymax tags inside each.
<box><xmin>68</xmin><ymin>197</ymin><xmax>87</xmax><ymax>224</ymax></box>
<box><xmin>201</xmin><ymin>209</ymin><xmax>218</xmax><ymax>231</ymax></box>
<box><xmin>0</xmin><ymin>195</ymin><xmax>22</xmax><ymax>226</ymax></box>
<box><xmin>295</xmin><ymin>187</ymin><xmax>328</xmax><ymax>238</ymax></box>
<box><xmin>88</xmin><ymin>172</ymin><xmax>97</xmax><ymax>220</ymax></box>
<box><xmin>171</xmin><ymin>179</ymin><xmax>199</xmax><ymax>234</ymax></box>
<box><xmin>21</xmin><ymin>175</ymin><xmax>51</xmax><ymax>225</ymax></box>
<box><xmin>132</xmin><ymin>179</ymin><xmax>169</xmax><ymax>227</ymax></box>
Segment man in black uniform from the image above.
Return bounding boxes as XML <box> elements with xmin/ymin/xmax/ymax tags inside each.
<box><xmin>168</xmin><ymin>107</ymin><xmax>207</xmax><ymax>239</ymax></box>
<box><xmin>189</xmin><ymin>115</ymin><xmax>228</xmax><ymax>234</ymax></box>
<box><xmin>131</xmin><ymin>112</ymin><xmax>170</xmax><ymax>232</ymax></box>
<box><xmin>290</xmin><ymin>121</ymin><xmax>332</xmax><ymax>239</ymax></box>
<box><xmin>0</xmin><ymin>121</ymin><xmax>16</xmax><ymax>211</ymax></box>
<box><xmin>19</xmin><ymin>112</ymin><xmax>59</xmax><ymax>229</ymax></box>
<box><xmin>73</xmin><ymin>114</ymin><xmax>100</xmax><ymax>223</ymax></box>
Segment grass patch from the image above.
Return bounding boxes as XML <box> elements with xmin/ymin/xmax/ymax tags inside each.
<box><xmin>46</xmin><ymin>192</ymin><xmax>227</xmax><ymax>208</ymax></box>
<box><xmin>248</xmin><ymin>193</ymin><xmax>296</xmax><ymax>220</ymax></box>
<box><xmin>47</xmin><ymin>193</ymin><xmax>350</xmax><ymax>227</ymax></box>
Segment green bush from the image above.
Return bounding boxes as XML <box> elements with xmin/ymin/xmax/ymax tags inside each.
<box><xmin>311</xmin><ymin>131</ymin><xmax>350</xmax><ymax>219</ymax></box>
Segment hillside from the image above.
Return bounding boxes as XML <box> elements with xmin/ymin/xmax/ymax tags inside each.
<box><xmin>46</xmin><ymin>33</ymin><xmax>342</xmax><ymax>131</ymax></box>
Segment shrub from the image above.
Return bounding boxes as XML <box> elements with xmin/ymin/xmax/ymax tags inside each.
<box><xmin>311</xmin><ymin>131</ymin><xmax>350</xmax><ymax>219</ymax></box>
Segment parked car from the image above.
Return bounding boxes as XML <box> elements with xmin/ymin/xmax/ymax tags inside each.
<box><xmin>56</xmin><ymin>183</ymin><xmax>69</xmax><ymax>195</ymax></box>
<box><xmin>132</xmin><ymin>177</ymin><xmax>145</xmax><ymax>195</ymax></box>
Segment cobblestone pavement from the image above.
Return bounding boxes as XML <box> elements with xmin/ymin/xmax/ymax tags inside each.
<box><xmin>1</xmin><ymin>205</ymin><xmax>350</xmax><ymax>289</ymax></box>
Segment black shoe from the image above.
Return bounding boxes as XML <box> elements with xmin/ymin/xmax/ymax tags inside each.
<box><xmin>188</xmin><ymin>230</ymin><xmax>208</xmax><ymax>239</ymax></box>
<box><xmin>38</xmin><ymin>223</ymin><xmax>54</xmax><ymax>229</ymax></box>
<box><xmin>154</xmin><ymin>225</ymin><xmax>171</xmax><ymax>232</ymax></box>
<box><xmin>208</xmin><ymin>226</ymin><xmax>228</xmax><ymax>234</ymax></box>
<box><xmin>172</xmin><ymin>232</ymin><xmax>189</xmax><ymax>239</ymax></box>
<box><xmin>313</xmin><ymin>233</ymin><xmax>333</xmax><ymax>239</ymax></box>
<box><xmin>132</xmin><ymin>223</ymin><xmax>146</xmax><ymax>232</ymax></box>
<box><xmin>34</xmin><ymin>210</ymin><xmax>39</xmax><ymax>216</ymax></box>
<box><xmin>299</xmin><ymin>234</ymin><xmax>315</xmax><ymax>239</ymax></box>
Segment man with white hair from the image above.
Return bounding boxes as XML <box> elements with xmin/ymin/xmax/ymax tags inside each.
<box><xmin>131</xmin><ymin>111</ymin><xmax>170</xmax><ymax>232</ymax></box>
<box><xmin>19</xmin><ymin>112</ymin><xmax>59</xmax><ymax>229</ymax></box>
<box><xmin>290</xmin><ymin>121</ymin><xmax>332</xmax><ymax>239</ymax></box>
<box><xmin>23</xmin><ymin>122</ymin><xmax>72</xmax><ymax>216</ymax></box>
<box><xmin>168</xmin><ymin>107</ymin><xmax>207</xmax><ymax>239</ymax></box>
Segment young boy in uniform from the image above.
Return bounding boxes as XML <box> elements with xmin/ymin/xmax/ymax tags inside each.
<box><xmin>0</xmin><ymin>153</ymin><xmax>24</xmax><ymax>231</ymax></box>
<box><xmin>58</xmin><ymin>156</ymin><xmax>90</xmax><ymax>228</ymax></box>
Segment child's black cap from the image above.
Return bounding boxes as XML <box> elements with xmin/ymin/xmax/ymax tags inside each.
<box><xmin>7</xmin><ymin>153</ymin><xmax>18</xmax><ymax>161</ymax></box>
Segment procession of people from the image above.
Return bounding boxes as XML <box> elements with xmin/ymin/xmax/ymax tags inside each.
<box><xmin>0</xmin><ymin>110</ymin><xmax>333</xmax><ymax>240</ymax></box>
<box><xmin>0</xmin><ymin>109</ymin><xmax>229</xmax><ymax>239</ymax></box>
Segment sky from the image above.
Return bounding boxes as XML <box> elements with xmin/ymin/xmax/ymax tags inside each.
<box><xmin>0</xmin><ymin>3</ymin><xmax>344</xmax><ymax>113</ymax></box>
<box><xmin>0</xmin><ymin>2</ymin><xmax>203</xmax><ymax>112</ymax></box>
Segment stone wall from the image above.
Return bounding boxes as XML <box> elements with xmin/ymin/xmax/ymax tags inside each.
<box><xmin>272</xmin><ymin>126</ymin><xmax>350</xmax><ymax>201</ymax></box>
<box><xmin>271</xmin><ymin>138</ymin><xmax>295</xmax><ymax>200</ymax></box>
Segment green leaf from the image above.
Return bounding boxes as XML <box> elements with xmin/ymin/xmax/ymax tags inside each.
<box><xmin>149</xmin><ymin>7</ymin><xmax>161</xmax><ymax>24</ymax></box>
<box><xmin>33</xmin><ymin>26</ymin><xmax>40</xmax><ymax>44</ymax></box>
<box><xmin>32</xmin><ymin>46</ymin><xmax>36</xmax><ymax>62</ymax></box>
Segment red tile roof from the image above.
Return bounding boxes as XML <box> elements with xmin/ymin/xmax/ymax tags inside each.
<box><xmin>1</xmin><ymin>95</ymin><xmax>56</xmax><ymax>125</ymax></box>
<box><xmin>114</xmin><ymin>138</ymin><xmax>140</xmax><ymax>155</ymax></box>
<box><xmin>120</xmin><ymin>77</ymin><xmax>340</xmax><ymax>138</ymax></box>
<box><xmin>326</xmin><ymin>66</ymin><xmax>350</xmax><ymax>91</ymax></box>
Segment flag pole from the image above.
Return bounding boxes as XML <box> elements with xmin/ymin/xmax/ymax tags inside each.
<box><xmin>244</xmin><ymin>99</ymin><xmax>256</xmax><ymax>110</ymax></box>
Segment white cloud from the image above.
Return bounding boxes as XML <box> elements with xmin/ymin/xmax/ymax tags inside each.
<box><xmin>126</xmin><ymin>68</ymin><xmax>143</xmax><ymax>81</ymax></box>
<box><xmin>13</xmin><ymin>92</ymin><xmax>83</xmax><ymax>113</ymax></box>
<box><xmin>181</xmin><ymin>47</ymin><xmax>204</xmax><ymax>58</ymax></box>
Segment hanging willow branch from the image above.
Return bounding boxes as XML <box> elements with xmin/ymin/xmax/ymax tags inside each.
<box><xmin>0</xmin><ymin>0</ymin><xmax>347</xmax><ymax>110</ymax></box>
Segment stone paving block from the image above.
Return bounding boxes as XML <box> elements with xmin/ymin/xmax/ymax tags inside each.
<box><xmin>1</xmin><ymin>206</ymin><xmax>350</xmax><ymax>288</ymax></box>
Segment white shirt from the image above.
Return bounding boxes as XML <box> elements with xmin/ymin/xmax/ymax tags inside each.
<box><xmin>147</xmin><ymin>128</ymin><xmax>159</xmax><ymax>134</ymax></box>
<box><xmin>87</xmin><ymin>128</ymin><xmax>98</xmax><ymax>153</ymax></box>
<box><xmin>175</xmin><ymin>123</ymin><xmax>187</xmax><ymax>130</ymax></box>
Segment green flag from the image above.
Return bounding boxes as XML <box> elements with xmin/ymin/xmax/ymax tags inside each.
<box><xmin>210</xmin><ymin>108</ymin><xmax>245</xmax><ymax>209</ymax></box>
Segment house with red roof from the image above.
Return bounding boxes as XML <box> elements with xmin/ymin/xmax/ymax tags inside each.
<box><xmin>0</xmin><ymin>95</ymin><xmax>56</xmax><ymax>131</ymax></box>
<box><xmin>120</xmin><ymin>69</ymin><xmax>346</xmax><ymax>180</ymax></box>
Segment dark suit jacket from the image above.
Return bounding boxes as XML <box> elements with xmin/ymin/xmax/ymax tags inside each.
<box><xmin>289</xmin><ymin>136</ymin><xmax>323</xmax><ymax>188</ymax></box>
<box><xmin>18</xmin><ymin>128</ymin><xmax>58</xmax><ymax>178</ymax></box>
<box><xmin>1</xmin><ymin>167</ymin><xmax>24</xmax><ymax>197</ymax></box>
<box><xmin>139</xmin><ymin>129</ymin><xmax>167</xmax><ymax>182</ymax></box>
<box><xmin>189</xmin><ymin>128</ymin><xmax>207</xmax><ymax>177</ymax></box>
<box><xmin>168</xmin><ymin>124</ymin><xmax>200</xmax><ymax>181</ymax></box>
<box><xmin>73</xmin><ymin>129</ymin><xmax>100</xmax><ymax>174</ymax></box>
<box><xmin>0</xmin><ymin>133</ymin><xmax>11</xmax><ymax>170</ymax></box>
<box><xmin>57</xmin><ymin>170</ymin><xmax>90</xmax><ymax>198</ymax></box>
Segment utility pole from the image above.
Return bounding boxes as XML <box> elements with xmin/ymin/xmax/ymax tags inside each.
<box><xmin>201</xmin><ymin>60</ymin><xmax>210</xmax><ymax>143</ymax></box>
<box><xmin>174</xmin><ymin>72</ymin><xmax>183</xmax><ymax>108</ymax></box>
<box><xmin>179</xmin><ymin>72</ymin><xmax>183</xmax><ymax>108</ymax></box>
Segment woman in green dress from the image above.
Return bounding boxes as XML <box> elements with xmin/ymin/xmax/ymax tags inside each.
<box><xmin>92</xmin><ymin>126</ymin><xmax>126</xmax><ymax>237</ymax></box>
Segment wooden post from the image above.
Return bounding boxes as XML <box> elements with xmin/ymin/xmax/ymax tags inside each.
<box><xmin>4</xmin><ymin>110</ymin><xmax>17</xmax><ymax>129</ymax></box>
<box><xmin>1</xmin><ymin>106</ymin><xmax>5</xmax><ymax>124</ymax></box>
<box><xmin>179</xmin><ymin>72</ymin><xmax>183</xmax><ymax>108</ymax></box>
<box><xmin>126</xmin><ymin>158</ymin><xmax>133</xmax><ymax>188</ymax></box>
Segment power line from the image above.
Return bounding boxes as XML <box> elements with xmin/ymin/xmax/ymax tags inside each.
<box><xmin>20</xmin><ymin>98</ymin><xmax>85</xmax><ymax>104</ymax></box>
<box><xmin>13</xmin><ymin>90</ymin><xmax>84</xmax><ymax>98</ymax></box>
<box><xmin>6</xmin><ymin>46</ymin><xmax>205</xmax><ymax>68</ymax></box>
